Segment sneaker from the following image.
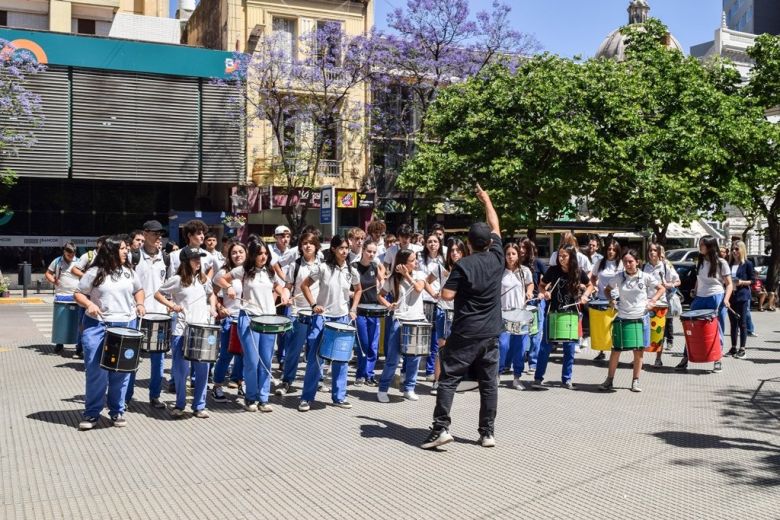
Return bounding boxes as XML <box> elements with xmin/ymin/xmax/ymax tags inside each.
<box><xmin>333</xmin><ymin>400</ymin><xmax>352</xmax><ymax>409</ymax></box>
<box><xmin>193</xmin><ymin>409</ymin><xmax>210</xmax><ymax>419</ymax></box>
<box><xmin>421</xmin><ymin>427</ymin><xmax>454</xmax><ymax>450</ymax></box>
<box><xmin>653</xmin><ymin>358</ymin><xmax>663</xmax><ymax>368</ymax></box>
<box><xmin>377</xmin><ymin>391</ymin><xmax>390</xmax><ymax>403</ymax></box>
<box><xmin>479</xmin><ymin>434</ymin><xmax>496</xmax><ymax>448</ymax></box>
<box><xmin>274</xmin><ymin>382</ymin><xmax>289</xmax><ymax>396</ymax></box>
<box><xmin>531</xmin><ymin>380</ymin><xmax>545</xmax><ymax>390</ymax></box>
<box><xmin>403</xmin><ymin>391</ymin><xmax>419</xmax><ymax>401</ymax></box>
<box><xmin>430</xmin><ymin>382</ymin><xmax>439</xmax><ymax>395</ymax></box>
<box><xmin>512</xmin><ymin>377</ymin><xmax>524</xmax><ymax>390</ymax></box>
<box><xmin>735</xmin><ymin>349</ymin><xmax>747</xmax><ymax>359</ymax></box>
<box><xmin>170</xmin><ymin>408</ymin><xmax>184</xmax><ymax>418</ymax></box>
<box><xmin>425</xmin><ymin>374</ymin><xmax>436</xmax><ymax>382</ymax></box>
<box><xmin>501</xmin><ymin>367</ymin><xmax>512</xmax><ymax>375</ymax></box>
<box><xmin>574</xmin><ymin>346</ymin><xmax>582</xmax><ymax>354</ymax></box>
<box><xmin>674</xmin><ymin>358</ymin><xmax>688</xmax><ymax>372</ymax></box>
<box><xmin>54</xmin><ymin>344</ymin><xmax>64</xmax><ymax>353</ymax></box>
<box><xmin>150</xmin><ymin>398</ymin><xmax>166</xmax><ymax>409</ymax></box>
<box><xmin>664</xmin><ymin>341</ymin><xmax>674</xmax><ymax>351</ymax></box>
<box><xmin>237</xmin><ymin>384</ymin><xmax>245</xmax><ymax>397</ymax></box>
<box><xmin>713</xmin><ymin>361</ymin><xmax>723</xmax><ymax>373</ymax></box>
<box><xmin>630</xmin><ymin>379</ymin><xmax>642</xmax><ymax>393</ymax></box>
<box><xmin>258</xmin><ymin>402</ymin><xmax>273</xmax><ymax>413</ymax></box>
<box><xmin>353</xmin><ymin>378</ymin><xmax>365</xmax><ymax>387</ymax></box>
<box><xmin>599</xmin><ymin>378</ymin><xmax>614</xmax><ymax>392</ymax></box>
<box><xmin>244</xmin><ymin>401</ymin><xmax>258</xmax><ymax>412</ymax></box>
<box><xmin>79</xmin><ymin>416</ymin><xmax>98</xmax><ymax>431</ymax></box>
<box><xmin>562</xmin><ymin>381</ymin><xmax>574</xmax><ymax>390</ymax></box>
<box><xmin>72</xmin><ymin>352</ymin><xmax>84</xmax><ymax>360</ymax></box>
<box><xmin>298</xmin><ymin>400</ymin><xmax>310</xmax><ymax>412</ymax></box>
<box><xmin>227</xmin><ymin>380</ymin><xmax>239</xmax><ymax>389</ymax></box>
<box><xmin>593</xmin><ymin>351</ymin><xmax>606</xmax><ymax>362</ymax></box>
<box><xmin>726</xmin><ymin>347</ymin><xmax>738</xmax><ymax>357</ymax></box>
<box><xmin>365</xmin><ymin>377</ymin><xmax>379</xmax><ymax>387</ymax></box>
<box><xmin>210</xmin><ymin>386</ymin><xmax>227</xmax><ymax>403</ymax></box>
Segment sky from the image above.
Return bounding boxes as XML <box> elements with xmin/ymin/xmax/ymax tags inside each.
<box><xmin>373</xmin><ymin>0</ymin><xmax>725</xmax><ymax>57</ymax></box>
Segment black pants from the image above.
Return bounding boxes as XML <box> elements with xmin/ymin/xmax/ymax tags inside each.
<box><xmin>432</xmin><ymin>334</ymin><xmax>499</xmax><ymax>436</ymax></box>
<box><xmin>729</xmin><ymin>299</ymin><xmax>750</xmax><ymax>350</ymax></box>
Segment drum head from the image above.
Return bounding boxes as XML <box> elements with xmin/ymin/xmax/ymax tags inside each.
<box><xmin>590</xmin><ymin>299</ymin><xmax>610</xmax><ymax>307</ymax></box>
<box><xmin>106</xmin><ymin>327</ymin><xmax>144</xmax><ymax>338</ymax></box>
<box><xmin>188</xmin><ymin>323</ymin><xmax>221</xmax><ymax>332</ymax></box>
<box><xmin>298</xmin><ymin>309</ymin><xmax>314</xmax><ymax>317</ymax></box>
<box><xmin>681</xmin><ymin>309</ymin><xmax>716</xmax><ymax>319</ymax></box>
<box><xmin>503</xmin><ymin>309</ymin><xmax>532</xmax><ymax>323</ymax></box>
<box><xmin>653</xmin><ymin>302</ymin><xmax>669</xmax><ymax>308</ymax></box>
<box><xmin>325</xmin><ymin>322</ymin><xmax>356</xmax><ymax>332</ymax></box>
<box><xmin>525</xmin><ymin>305</ymin><xmax>538</xmax><ymax>312</ymax></box>
<box><xmin>358</xmin><ymin>304</ymin><xmax>386</xmax><ymax>311</ymax></box>
<box><xmin>401</xmin><ymin>321</ymin><xmax>432</xmax><ymax>328</ymax></box>
<box><xmin>142</xmin><ymin>313</ymin><xmax>171</xmax><ymax>322</ymax></box>
<box><xmin>251</xmin><ymin>315</ymin><xmax>291</xmax><ymax>326</ymax></box>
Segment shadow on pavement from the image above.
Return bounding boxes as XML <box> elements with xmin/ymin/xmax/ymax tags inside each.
<box><xmin>26</xmin><ymin>409</ymin><xmax>86</xmax><ymax>429</ymax></box>
<box><xmin>356</xmin><ymin>415</ymin><xmax>437</xmax><ymax>448</ymax></box>
<box><xmin>54</xmin><ymin>362</ymin><xmax>84</xmax><ymax>372</ymax></box>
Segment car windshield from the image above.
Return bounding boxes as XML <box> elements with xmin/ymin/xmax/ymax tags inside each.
<box><xmin>666</xmin><ymin>250</ymin><xmax>688</xmax><ymax>261</ymax></box>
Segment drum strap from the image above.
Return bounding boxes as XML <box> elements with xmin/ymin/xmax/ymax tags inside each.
<box><xmin>290</xmin><ymin>257</ymin><xmax>303</xmax><ymax>299</ymax></box>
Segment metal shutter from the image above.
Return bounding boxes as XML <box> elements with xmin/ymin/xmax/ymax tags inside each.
<box><xmin>201</xmin><ymin>82</ymin><xmax>246</xmax><ymax>183</ymax></box>
<box><xmin>0</xmin><ymin>66</ymin><xmax>69</xmax><ymax>178</ymax></box>
<box><xmin>71</xmin><ymin>69</ymin><xmax>199</xmax><ymax>182</ymax></box>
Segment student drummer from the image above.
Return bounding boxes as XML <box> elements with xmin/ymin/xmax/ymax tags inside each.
<box><xmin>45</xmin><ymin>241</ymin><xmax>82</xmax><ymax>354</ymax></box>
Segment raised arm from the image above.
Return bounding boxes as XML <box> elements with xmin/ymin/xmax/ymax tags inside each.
<box><xmin>475</xmin><ymin>183</ymin><xmax>500</xmax><ymax>236</ymax></box>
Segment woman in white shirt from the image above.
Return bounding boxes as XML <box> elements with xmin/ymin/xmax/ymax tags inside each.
<box><xmin>155</xmin><ymin>247</ymin><xmax>217</xmax><ymax>418</ymax></box>
<box><xmin>210</xmin><ymin>241</ymin><xmax>247</xmax><ymax>403</ymax></box>
<box><xmin>601</xmin><ymin>249</ymin><xmax>664</xmax><ymax>393</ymax></box>
<box><xmin>642</xmin><ymin>243</ymin><xmax>680</xmax><ymax>368</ymax></box>
<box><xmin>499</xmin><ymin>242</ymin><xmax>534</xmax><ymax>389</ymax></box>
<box><xmin>217</xmin><ymin>237</ymin><xmax>288</xmax><ymax>413</ymax></box>
<box><xmin>590</xmin><ymin>239</ymin><xmax>623</xmax><ymax>362</ymax></box>
<box><xmin>277</xmin><ymin>232</ymin><xmax>321</xmax><ymax>395</ymax></box>
<box><xmin>377</xmin><ymin>249</ymin><xmax>430</xmax><ymax>403</ymax></box>
<box><xmin>74</xmin><ymin>236</ymin><xmax>145</xmax><ymax>431</ymax></box>
<box><xmin>421</xmin><ymin>234</ymin><xmax>446</xmax><ymax>380</ymax></box>
<box><xmin>675</xmin><ymin>236</ymin><xmax>733</xmax><ymax>373</ymax></box>
<box><xmin>299</xmin><ymin>235</ymin><xmax>362</xmax><ymax>412</ymax></box>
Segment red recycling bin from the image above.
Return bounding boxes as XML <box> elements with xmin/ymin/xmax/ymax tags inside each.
<box><xmin>681</xmin><ymin>309</ymin><xmax>721</xmax><ymax>363</ymax></box>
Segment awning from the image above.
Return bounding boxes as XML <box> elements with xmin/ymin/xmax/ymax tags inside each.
<box><xmin>663</xmin><ymin>220</ymin><xmax>724</xmax><ymax>240</ymax></box>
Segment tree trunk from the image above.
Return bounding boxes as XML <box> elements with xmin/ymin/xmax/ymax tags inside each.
<box><xmin>765</xmin><ymin>212</ymin><xmax>780</xmax><ymax>294</ymax></box>
<box><xmin>527</xmin><ymin>228</ymin><xmax>537</xmax><ymax>243</ymax></box>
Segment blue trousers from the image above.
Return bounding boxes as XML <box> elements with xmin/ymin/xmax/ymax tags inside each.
<box><xmin>276</xmin><ymin>305</ymin><xmax>292</xmax><ymax>364</ymax></box>
<box><xmin>125</xmin><ymin>351</ymin><xmax>165</xmax><ymax>402</ymax></box>
<box><xmin>534</xmin><ymin>311</ymin><xmax>576</xmax><ymax>383</ymax></box>
<box><xmin>238</xmin><ymin>311</ymin><xmax>276</xmax><ymax>404</ymax></box>
<box><xmin>528</xmin><ymin>300</ymin><xmax>546</xmax><ymax>370</ymax></box>
<box><xmin>213</xmin><ymin>317</ymin><xmax>244</xmax><ymax>385</ymax></box>
<box><xmin>170</xmin><ymin>335</ymin><xmax>209</xmax><ymax>411</ymax></box>
<box><xmin>282</xmin><ymin>317</ymin><xmax>310</xmax><ymax>383</ymax></box>
<box><xmin>81</xmin><ymin>316</ymin><xmax>134</xmax><ymax>418</ymax></box>
<box><xmin>355</xmin><ymin>315</ymin><xmax>380</xmax><ymax>379</ymax></box>
<box><xmin>746</xmin><ymin>306</ymin><xmax>754</xmax><ymax>335</ymax></box>
<box><xmin>424</xmin><ymin>307</ymin><xmax>443</xmax><ymax>375</ymax></box>
<box><xmin>687</xmin><ymin>294</ymin><xmax>726</xmax><ymax>354</ymax></box>
<box><xmin>499</xmin><ymin>332</ymin><xmax>530</xmax><ymax>376</ymax></box>
<box><xmin>379</xmin><ymin>319</ymin><xmax>421</xmax><ymax>392</ymax></box>
<box><xmin>301</xmin><ymin>315</ymin><xmax>350</xmax><ymax>403</ymax></box>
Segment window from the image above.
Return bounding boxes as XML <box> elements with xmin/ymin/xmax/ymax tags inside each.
<box><xmin>77</xmin><ymin>19</ymin><xmax>96</xmax><ymax>34</ymax></box>
<box><xmin>272</xmin><ymin>17</ymin><xmax>296</xmax><ymax>62</ymax></box>
<box><xmin>316</xmin><ymin>20</ymin><xmax>342</xmax><ymax>66</ymax></box>
<box><xmin>0</xmin><ymin>11</ymin><xmax>7</xmax><ymax>26</ymax></box>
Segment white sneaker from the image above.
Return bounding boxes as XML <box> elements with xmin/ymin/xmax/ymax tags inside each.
<box><xmin>512</xmin><ymin>377</ymin><xmax>524</xmax><ymax>389</ymax></box>
<box><xmin>377</xmin><ymin>391</ymin><xmax>390</xmax><ymax>403</ymax></box>
<box><xmin>403</xmin><ymin>391</ymin><xmax>419</xmax><ymax>401</ymax></box>
<box><xmin>425</xmin><ymin>374</ymin><xmax>435</xmax><ymax>382</ymax></box>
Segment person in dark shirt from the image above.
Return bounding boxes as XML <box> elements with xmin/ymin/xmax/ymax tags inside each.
<box><xmin>532</xmin><ymin>245</ymin><xmax>594</xmax><ymax>390</ymax></box>
<box><xmin>421</xmin><ymin>184</ymin><xmax>504</xmax><ymax>450</ymax></box>
<box><xmin>352</xmin><ymin>239</ymin><xmax>384</xmax><ymax>386</ymax></box>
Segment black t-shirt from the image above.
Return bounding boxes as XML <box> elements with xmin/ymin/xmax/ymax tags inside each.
<box><xmin>540</xmin><ymin>265</ymin><xmax>590</xmax><ymax>312</ymax></box>
<box><xmin>353</xmin><ymin>261</ymin><xmax>379</xmax><ymax>304</ymax></box>
<box><xmin>444</xmin><ymin>232</ymin><xmax>504</xmax><ymax>339</ymax></box>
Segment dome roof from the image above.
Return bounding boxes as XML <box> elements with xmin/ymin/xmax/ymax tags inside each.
<box><xmin>595</xmin><ymin>0</ymin><xmax>683</xmax><ymax>61</ymax></box>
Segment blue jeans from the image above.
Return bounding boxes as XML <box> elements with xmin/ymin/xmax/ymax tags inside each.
<box><xmin>746</xmin><ymin>306</ymin><xmax>754</xmax><ymax>334</ymax></box>
<box><xmin>424</xmin><ymin>307</ymin><xmax>443</xmax><ymax>375</ymax></box>
<box><xmin>301</xmin><ymin>315</ymin><xmax>350</xmax><ymax>403</ymax></box>
<box><xmin>534</xmin><ymin>311</ymin><xmax>575</xmax><ymax>383</ymax></box>
<box><xmin>528</xmin><ymin>300</ymin><xmax>545</xmax><ymax>370</ymax></box>
<box><xmin>355</xmin><ymin>315</ymin><xmax>380</xmax><ymax>379</ymax></box>
<box><xmin>81</xmin><ymin>316</ymin><xmax>134</xmax><ymax>418</ymax></box>
<box><xmin>277</xmin><ymin>305</ymin><xmax>292</xmax><ymax>364</ymax></box>
<box><xmin>499</xmin><ymin>332</ymin><xmax>530</xmax><ymax>376</ymax></box>
<box><xmin>282</xmin><ymin>317</ymin><xmax>310</xmax><ymax>383</ymax></box>
<box><xmin>214</xmin><ymin>317</ymin><xmax>243</xmax><ymax>385</ymax></box>
<box><xmin>238</xmin><ymin>311</ymin><xmax>276</xmax><ymax>404</ymax></box>
<box><xmin>379</xmin><ymin>319</ymin><xmax>421</xmax><ymax>392</ymax></box>
<box><xmin>688</xmin><ymin>294</ymin><xmax>726</xmax><ymax>354</ymax></box>
<box><xmin>170</xmin><ymin>335</ymin><xmax>209</xmax><ymax>411</ymax></box>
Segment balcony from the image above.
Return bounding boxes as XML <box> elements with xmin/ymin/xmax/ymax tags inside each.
<box><xmin>270</xmin><ymin>157</ymin><xmax>341</xmax><ymax>178</ymax></box>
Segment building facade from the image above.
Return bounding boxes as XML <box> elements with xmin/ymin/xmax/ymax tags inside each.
<box><xmin>723</xmin><ymin>0</ymin><xmax>780</xmax><ymax>35</ymax></box>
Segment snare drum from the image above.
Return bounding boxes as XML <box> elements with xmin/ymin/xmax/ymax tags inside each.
<box><xmin>52</xmin><ymin>299</ymin><xmax>80</xmax><ymax>345</ymax></box>
<box><xmin>100</xmin><ymin>327</ymin><xmax>144</xmax><ymax>372</ymax></box>
<box><xmin>357</xmin><ymin>304</ymin><xmax>390</xmax><ymax>318</ymax></box>
<box><xmin>612</xmin><ymin>317</ymin><xmax>645</xmax><ymax>351</ymax></box>
<box><xmin>139</xmin><ymin>313</ymin><xmax>172</xmax><ymax>353</ymax></box>
<box><xmin>645</xmin><ymin>303</ymin><xmax>668</xmax><ymax>352</ymax></box>
<box><xmin>227</xmin><ymin>318</ymin><xmax>242</xmax><ymax>355</ymax></box>
<box><xmin>502</xmin><ymin>308</ymin><xmax>533</xmax><ymax>336</ymax></box>
<box><xmin>400</xmin><ymin>321</ymin><xmax>433</xmax><ymax>356</ymax></box>
<box><xmin>318</xmin><ymin>322</ymin><xmax>357</xmax><ymax>362</ymax></box>
<box><xmin>547</xmin><ymin>311</ymin><xmax>579</xmax><ymax>343</ymax></box>
<box><xmin>183</xmin><ymin>323</ymin><xmax>221</xmax><ymax>362</ymax></box>
<box><xmin>297</xmin><ymin>309</ymin><xmax>315</xmax><ymax>325</ymax></box>
<box><xmin>526</xmin><ymin>305</ymin><xmax>539</xmax><ymax>335</ymax></box>
<box><xmin>423</xmin><ymin>301</ymin><xmax>436</xmax><ymax>324</ymax></box>
<box><xmin>681</xmin><ymin>309</ymin><xmax>720</xmax><ymax>363</ymax></box>
<box><xmin>250</xmin><ymin>315</ymin><xmax>293</xmax><ymax>334</ymax></box>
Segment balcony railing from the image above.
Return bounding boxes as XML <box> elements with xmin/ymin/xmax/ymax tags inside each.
<box><xmin>272</xmin><ymin>157</ymin><xmax>341</xmax><ymax>178</ymax></box>
<box><xmin>317</xmin><ymin>159</ymin><xmax>341</xmax><ymax>178</ymax></box>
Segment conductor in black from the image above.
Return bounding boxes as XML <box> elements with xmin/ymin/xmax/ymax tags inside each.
<box><xmin>421</xmin><ymin>184</ymin><xmax>504</xmax><ymax>450</ymax></box>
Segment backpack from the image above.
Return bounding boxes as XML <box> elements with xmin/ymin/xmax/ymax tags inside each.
<box><xmin>130</xmin><ymin>249</ymin><xmax>170</xmax><ymax>270</ymax></box>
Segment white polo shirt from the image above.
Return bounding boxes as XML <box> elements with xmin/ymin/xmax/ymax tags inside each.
<box><xmin>78</xmin><ymin>266</ymin><xmax>143</xmax><ymax>322</ymax></box>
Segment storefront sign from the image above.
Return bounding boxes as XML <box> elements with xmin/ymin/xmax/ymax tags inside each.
<box><xmin>336</xmin><ymin>190</ymin><xmax>357</xmax><ymax>209</ymax></box>
<box><xmin>358</xmin><ymin>192</ymin><xmax>375</xmax><ymax>208</ymax></box>
<box><xmin>0</xmin><ymin>236</ymin><xmax>97</xmax><ymax>248</ymax></box>
<box><xmin>271</xmin><ymin>187</ymin><xmax>322</xmax><ymax>210</ymax></box>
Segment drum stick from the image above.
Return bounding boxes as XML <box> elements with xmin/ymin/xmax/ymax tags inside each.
<box><xmin>726</xmin><ymin>306</ymin><xmax>741</xmax><ymax>320</ymax></box>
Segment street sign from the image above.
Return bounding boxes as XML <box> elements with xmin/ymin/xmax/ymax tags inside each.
<box><xmin>320</xmin><ymin>185</ymin><xmax>333</xmax><ymax>225</ymax></box>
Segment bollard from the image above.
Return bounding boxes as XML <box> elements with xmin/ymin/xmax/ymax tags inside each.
<box><xmin>18</xmin><ymin>262</ymin><xmax>31</xmax><ymax>298</ymax></box>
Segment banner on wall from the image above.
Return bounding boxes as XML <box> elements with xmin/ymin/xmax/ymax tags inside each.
<box><xmin>336</xmin><ymin>190</ymin><xmax>357</xmax><ymax>209</ymax></box>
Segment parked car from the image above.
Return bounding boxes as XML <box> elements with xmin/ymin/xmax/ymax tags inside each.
<box><xmin>671</xmin><ymin>262</ymin><xmax>697</xmax><ymax>305</ymax></box>
<box><xmin>666</xmin><ymin>249</ymin><xmax>699</xmax><ymax>263</ymax></box>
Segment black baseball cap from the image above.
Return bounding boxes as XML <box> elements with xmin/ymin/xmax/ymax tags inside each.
<box><xmin>179</xmin><ymin>247</ymin><xmax>207</xmax><ymax>261</ymax></box>
<box><xmin>143</xmin><ymin>220</ymin><xmax>164</xmax><ymax>232</ymax></box>
<box><xmin>468</xmin><ymin>222</ymin><xmax>492</xmax><ymax>250</ymax></box>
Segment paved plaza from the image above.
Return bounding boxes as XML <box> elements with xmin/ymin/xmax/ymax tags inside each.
<box><xmin>1</xmin><ymin>298</ymin><xmax>778</xmax><ymax>519</ymax></box>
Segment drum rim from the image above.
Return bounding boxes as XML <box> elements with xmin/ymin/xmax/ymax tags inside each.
<box><xmin>142</xmin><ymin>313</ymin><xmax>172</xmax><ymax>322</ymax></box>
<box><xmin>186</xmin><ymin>323</ymin><xmax>222</xmax><ymax>331</ymax></box>
<box><xmin>400</xmin><ymin>320</ymin><xmax>433</xmax><ymax>326</ymax></box>
<box><xmin>681</xmin><ymin>309</ymin><xmax>717</xmax><ymax>318</ymax></box>
<box><xmin>250</xmin><ymin>315</ymin><xmax>293</xmax><ymax>324</ymax></box>
<box><xmin>106</xmin><ymin>327</ymin><xmax>144</xmax><ymax>337</ymax></box>
<box><xmin>503</xmin><ymin>309</ymin><xmax>533</xmax><ymax>320</ymax></box>
<box><xmin>324</xmin><ymin>322</ymin><xmax>356</xmax><ymax>331</ymax></box>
